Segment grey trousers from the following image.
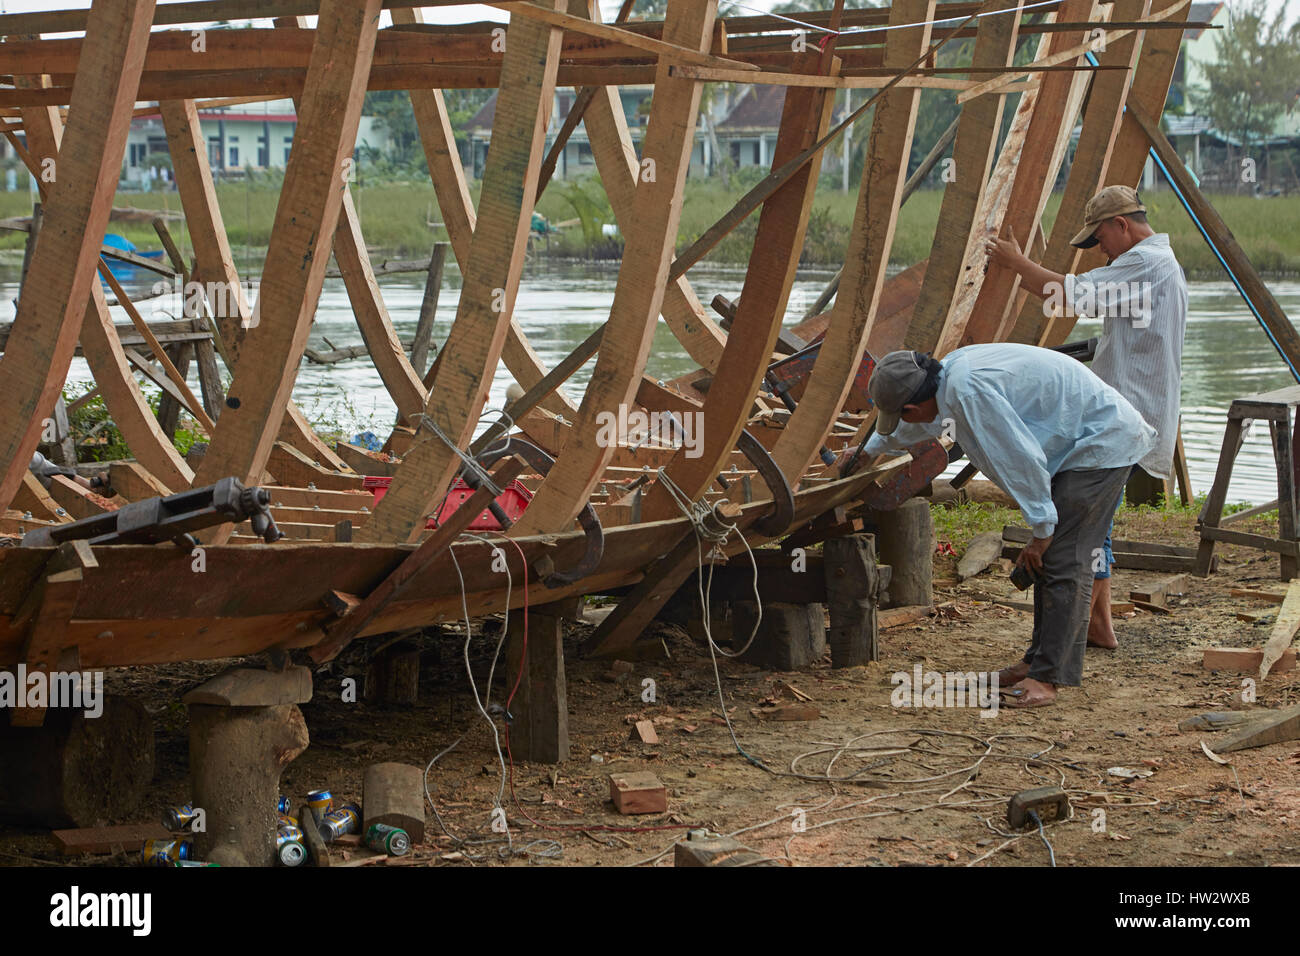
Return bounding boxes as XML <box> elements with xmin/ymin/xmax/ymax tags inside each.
<box><xmin>1023</xmin><ymin>465</ymin><xmax>1133</xmax><ymax>687</ymax></box>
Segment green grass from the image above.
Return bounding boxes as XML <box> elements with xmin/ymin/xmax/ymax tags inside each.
<box><xmin>1</xmin><ymin>178</ymin><xmax>1295</xmax><ymax>275</ymax></box>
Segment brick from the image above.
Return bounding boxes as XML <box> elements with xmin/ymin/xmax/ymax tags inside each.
<box><xmin>630</xmin><ymin>720</ymin><xmax>659</xmax><ymax>744</ymax></box>
<box><xmin>609</xmin><ymin>771</ymin><xmax>667</xmax><ymax>815</ymax></box>
<box><xmin>52</xmin><ymin>823</ymin><xmax>171</xmax><ymax>856</ymax></box>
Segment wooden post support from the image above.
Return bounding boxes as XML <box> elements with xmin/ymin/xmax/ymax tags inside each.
<box><xmin>505</xmin><ymin>600</ymin><xmax>570</xmax><ymax>764</ymax></box>
<box><xmin>731</xmin><ymin>601</ymin><xmax>827</xmax><ymax>671</ymax></box>
<box><xmin>0</xmin><ymin>0</ymin><xmax>157</xmax><ymax>513</ymax></box>
<box><xmin>872</xmin><ymin>499</ymin><xmax>934</xmax><ymax>608</ymax></box>
<box><xmin>184</xmin><ymin>666</ymin><xmax>312</xmax><ymax>867</ymax></box>
<box><xmin>824</xmin><ymin>532</ymin><xmax>885</xmax><ymax>667</ymax></box>
<box><xmin>364</xmin><ymin>639</ymin><xmax>420</xmax><ymax>707</ymax></box>
<box><xmin>362</xmin><ymin>762</ymin><xmax>426</xmax><ymax>844</ymax></box>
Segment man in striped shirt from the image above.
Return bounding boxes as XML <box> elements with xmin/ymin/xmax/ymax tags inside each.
<box><xmin>985</xmin><ymin>185</ymin><xmax>1188</xmax><ymax>651</ymax></box>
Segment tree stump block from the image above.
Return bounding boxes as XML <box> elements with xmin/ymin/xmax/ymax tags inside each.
<box><xmin>871</xmin><ymin>499</ymin><xmax>933</xmax><ymax>608</ymax></box>
<box><xmin>732</xmin><ymin>601</ymin><xmax>826</xmax><ymax>670</ymax></box>
<box><xmin>0</xmin><ymin>695</ymin><xmax>153</xmax><ymax>827</ymax></box>
<box><xmin>505</xmin><ymin>602</ymin><xmax>569</xmax><ymax>763</ymax></box>
<box><xmin>184</xmin><ymin>666</ymin><xmax>312</xmax><ymax>867</ymax></box>
<box><xmin>824</xmin><ymin>532</ymin><xmax>885</xmax><ymax>667</ymax></box>
<box><xmin>362</xmin><ymin>762</ymin><xmax>425</xmax><ymax>844</ymax></box>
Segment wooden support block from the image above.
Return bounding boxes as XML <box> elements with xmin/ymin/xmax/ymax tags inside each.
<box><xmin>52</xmin><ymin>823</ymin><xmax>171</xmax><ymax>857</ymax></box>
<box><xmin>1111</xmin><ymin>602</ymin><xmax>1136</xmax><ymax>615</ymax></box>
<box><xmin>609</xmin><ymin>771</ymin><xmax>667</xmax><ymax>815</ymax></box>
<box><xmin>1133</xmin><ymin>599</ymin><xmax>1172</xmax><ymax>616</ymax></box>
<box><xmin>824</xmin><ymin>532</ymin><xmax>884</xmax><ymax>667</ymax></box>
<box><xmin>1201</xmin><ymin>647</ymin><xmax>1297</xmax><ymax>675</ymax></box>
<box><xmin>47</xmin><ymin>474</ymin><xmax>115</xmax><ymax>521</ymax></box>
<box><xmin>301</xmin><ymin>800</ymin><xmax>332</xmax><ymax>868</ymax></box>
<box><xmin>362</xmin><ymin>762</ymin><xmax>425</xmax><ymax>845</ymax></box>
<box><xmin>0</xmin><ymin>697</ymin><xmax>153</xmax><ymax>828</ymax></box>
<box><xmin>732</xmin><ymin>601</ymin><xmax>826</xmax><ymax>671</ymax></box>
<box><xmin>1212</xmin><ymin>703</ymin><xmax>1300</xmax><ymax>754</ymax></box>
<box><xmin>182</xmin><ymin>666</ymin><xmax>313</xmax><ymax>707</ymax></box>
<box><xmin>631</xmin><ymin>720</ymin><xmax>659</xmax><ymax>744</ymax></box>
<box><xmin>506</xmin><ymin>603</ymin><xmax>569</xmax><ymax>764</ymax></box>
<box><xmin>872</xmin><ymin>499</ymin><xmax>932</xmax><ymax>608</ymax></box>
<box><xmin>108</xmin><ymin>461</ymin><xmax>172</xmax><ymax>502</ymax></box>
<box><xmin>14</xmin><ymin>470</ymin><xmax>70</xmax><ymax>522</ymax></box>
<box><xmin>364</xmin><ymin>640</ymin><xmax>419</xmax><ymax>707</ymax></box>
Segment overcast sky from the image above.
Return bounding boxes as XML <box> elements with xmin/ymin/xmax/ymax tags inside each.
<box><xmin>0</xmin><ymin>0</ymin><xmax>1292</xmax><ymax>31</ymax></box>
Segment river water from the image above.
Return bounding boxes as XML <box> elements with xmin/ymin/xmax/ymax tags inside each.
<box><xmin>24</xmin><ymin>262</ymin><xmax>1300</xmax><ymax>507</ymax></box>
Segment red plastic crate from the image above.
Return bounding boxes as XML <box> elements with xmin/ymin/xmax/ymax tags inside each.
<box><xmin>363</xmin><ymin>475</ymin><xmax>532</xmax><ymax>530</ymax></box>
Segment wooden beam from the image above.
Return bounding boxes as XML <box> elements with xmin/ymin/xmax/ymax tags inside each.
<box><xmin>0</xmin><ymin>0</ymin><xmax>157</xmax><ymax>514</ymax></box>
<box><xmin>1013</xmin><ymin>0</ymin><xmax>1151</xmax><ymax>346</ymax></box>
<box><xmin>410</xmin><ymin>243</ymin><xmax>446</xmax><ymax>378</ymax></box>
<box><xmin>768</xmin><ymin>0</ymin><xmax>935</xmax><ymax>489</ymax></box>
<box><xmin>358</xmin><ymin>0</ymin><xmax>566</xmax><ymax>544</ymax></box>
<box><xmin>509</xmin><ymin>0</ymin><xmax>718</xmax><ymax>537</ymax></box>
<box><xmin>193</xmin><ymin>0</ymin><xmax>382</xmax><ymax>541</ymax></box>
<box><xmin>643</xmin><ymin>43</ymin><xmax>839</xmax><ymax>522</ymax></box>
<box><xmin>947</xmin><ymin>0</ymin><xmax>1097</xmax><ymax>351</ymax></box>
<box><xmin>906</xmin><ymin>0</ymin><xmax>1022</xmax><ymax>353</ymax></box>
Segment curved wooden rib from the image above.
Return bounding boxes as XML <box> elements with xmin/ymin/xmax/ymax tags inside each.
<box><xmin>1009</xmin><ymin>0</ymin><xmax>1151</xmax><ymax>345</ymax></box>
<box><xmin>194</xmin><ymin>0</ymin><xmax>382</xmax><ymax>539</ymax></box>
<box><xmin>394</xmin><ymin>5</ymin><xmax>576</xmax><ymax>418</ymax></box>
<box><xmin>16</xmin><ymin>43</ymin><xmax>193</xmax><ymax>491</ymax></box>
<box><xmin>905</xmin><ymin>0</ymin><xmax>1022</xmax><ymax>353</ymax></box>
<box><xmin>944</xmin><ymin>0</ymin><xmax>1098</xmax><ymax>352</ymax></box>
<box><xmin>160</xmin><ymin>95</ymin><xmax>354</xmax><ymax>474</ymax></box>
<box><xmin>1036</xmin><ymin>0</ymin><xmax>1189</xmax><ymax>347</ymax></box>
<box><xmin>358</xmin><ymin>1</ymin><xmax>566</xmax><ymax>544</ymax></box>
<box><xmin>509</xmin><ymin>0</ymin><xmax>717</xmax><ymax>537</ymax></box>
<box><xmin>641</xmin><ymin>47</ymin><xmax>838</xmax><ymax>522</ymax></box>
<box><xmin>0</xmin><ymin>2</ymin><xmax>155</xmax><ymax>513</ymax></box>
<box><xmin>572</xmin><ymin>0</ymin><xmax>728</xmax><ymax>374</ymax></box>
<box><xmin>767</xmin><ymin>0</ymin><xmax>934</xmax><ymax>490</ymax></box>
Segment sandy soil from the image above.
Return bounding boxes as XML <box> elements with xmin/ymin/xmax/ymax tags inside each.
<box><xmin>2</xmin><ymin>507</ymin><xmax>1297</xmax><ymax>868</ymax></box>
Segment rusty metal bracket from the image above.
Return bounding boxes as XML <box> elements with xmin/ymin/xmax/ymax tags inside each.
<box><xmin>471</xmin><ymin>437</ymin><xmax>604</xmax><ymax>587</ymax></box>
<box><xmin>736</xmin><ymin>428</ymin><xmax>795</xmax><ymax>537</ymax></box>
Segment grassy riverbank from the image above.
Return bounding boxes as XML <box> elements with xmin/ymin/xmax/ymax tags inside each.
<box><xmin>1</xmin><ymin>180</ymin><xmax>1295</xmax><ymax>277</ymax></box>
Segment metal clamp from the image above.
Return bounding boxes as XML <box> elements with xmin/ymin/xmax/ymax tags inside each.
<box><xmin>470</xmin><ymin>438</ymin><xmax>604</xmax><ymax>588</ymax></box>
<box><xmin>735</xmin><ymin>429</ymin><xmax>795</xmax><ymax>537</ymax></box>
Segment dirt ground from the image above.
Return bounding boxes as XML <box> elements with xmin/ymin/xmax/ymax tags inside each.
<box><xmin>2</xmin><ymin>507</ymin><xmax>1297</xmax><ymax>868</ymax></box>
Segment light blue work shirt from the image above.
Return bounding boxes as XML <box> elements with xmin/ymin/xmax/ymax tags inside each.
<box><xmin>865</xmin><ymin>343</ymin><xmax>1156</xmax><ymax>538</ymax></box>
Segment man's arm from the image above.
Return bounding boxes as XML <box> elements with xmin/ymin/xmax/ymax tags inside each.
<box><xmin>983</xmin><ymin>226</ymin><xmax>1065</xmax><ymax>299</ymax></box>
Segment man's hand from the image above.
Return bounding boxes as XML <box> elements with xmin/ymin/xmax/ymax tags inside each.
<box><xmin>1017</xmin><ymin>534</ymin><xmax>1053</xmax><ymax>576</ymax></box>
<box><xmin>983</xmin><ymin>223</ymin><xmax>1024</xmax><ymax>270</ymax></box>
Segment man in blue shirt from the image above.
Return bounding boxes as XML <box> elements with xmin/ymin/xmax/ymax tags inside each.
<box><xmin>865</xmin><ymin>344</ymin><xmax>1156</xmax><ymax>706</ymax></box>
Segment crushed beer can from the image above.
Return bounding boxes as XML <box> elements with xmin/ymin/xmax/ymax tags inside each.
<box><xmin>142</xmin><ymin>838</ymin><xmax>193</xmax><ymax>866</ymax></box>
<box><xmin>318</xmin><ymin>803</ymin><xmax>361</xmax><ymax>842</ymax></box>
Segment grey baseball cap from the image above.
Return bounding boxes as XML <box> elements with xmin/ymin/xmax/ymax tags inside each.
<box><xmin>869</xmin><ymin>350</ymin><xmax>930</xmax><ymax>436</ymax></box>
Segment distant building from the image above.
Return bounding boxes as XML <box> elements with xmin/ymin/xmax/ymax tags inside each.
<box><xmin>120</xmin><ymin>98</ymin><xmax>392</xmax><ymax>188</ymax></box>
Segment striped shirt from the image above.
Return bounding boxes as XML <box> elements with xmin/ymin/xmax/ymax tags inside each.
<box><xmin>865</xmin><ymin>344</ymin><xmax>1156</xmax><ymax>538</ymax></box>
<box><xmin>1063</xmin><ymin>233</ymin><xmax>1187</xmax><ymax>479</ymax></box>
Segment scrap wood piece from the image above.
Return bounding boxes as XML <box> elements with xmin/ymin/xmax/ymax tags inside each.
<box><xmin>1258</xmin><ymin>579</ymin><xmax>1300</xmax><ymax>679</ymax></box>
<box><xmin>1230</xmin><ymin>588</ymin><xmax>1286</xmax><ymax>604</ymax></box>
<box><xmin>52</xmin><ymin>823</ymin><xmax>170</xmax><ymax>856</ymax></box>
<box><xmin>1202</xmin><ymin>646</ymin><xmax>1297</xmax><ymax>675</ymax></box>
<box><xmin>957</xmin><ymin>529</ymin><xmax>1003</xmax><ymax>580</ymax></box>
<box><xmin>309</xmin><ymin>457</ymin><xmax>525</xmax><ymax>664</ymax></box>
<box><xmin>1211</xmin><ymin>703</ymin><xmax>1300</xmax><ymax>754</ymax></box>
<box><xmin>1236</xmin><ymin>610</ymin><xmax>1274</xmax><ymax>625</ymax></box>
<box><xmin>674</xmin><ymin>832</ymin><xmax>781</xmax><ymax>867</ymax></box>
<box><xmin>751</xmin><ymin>701</ymin><xmax>820</xmax><ymax>721</ymax></box>
<box><xmin>1129</xmin><ymin>574</ymin><xmax>1187</xmax><ymax>606</ymax></box>
<box><xmin>1177</xmin><ymin>711</ymin><xmax>1260</xmax><ymax>733</ymax></box>
<box><xmin>1133</xmin><ymin>599</ymin><xmax>1172</xmax><ymax>616</ymax></box>
<box><xmin>878</xmin><ymin>604</ymin><xmax>934</xmax><ymax>628</ymax></box>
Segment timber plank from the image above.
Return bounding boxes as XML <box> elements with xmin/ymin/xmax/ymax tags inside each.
<box><xmin>1258</xmin><ymin>579</ymin><xmax>1300</xmax><ymax>680</ymax></box>
<box><xmin>194</xmin><ymin>0</ymin><xmax>383</xmax><ymax>540</ymax></box>
<box><xmin>359</xmin><ymin>0</ymin><xmax>566</xmax><ymax>544</ymax></box>
<box><xmin>768</xmin><ymin>0</ymin><xmax>935</xmax><ymax>488</ymax></box>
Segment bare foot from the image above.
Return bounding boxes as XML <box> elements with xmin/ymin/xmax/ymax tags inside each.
<box><xmin>1005</xmin><ymin>676</ymin><xmax>1056</xmax><ymax>708</ymax></box>
<box><xmin>1087</xmin><ymin>617</ymin><xmax>1118</xmax><ymax>649</ymax></box>
<box><xmin>1088</xmin><ymin>577</ymin><xmax>1117</xmax><ymax>649</ymax></box>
